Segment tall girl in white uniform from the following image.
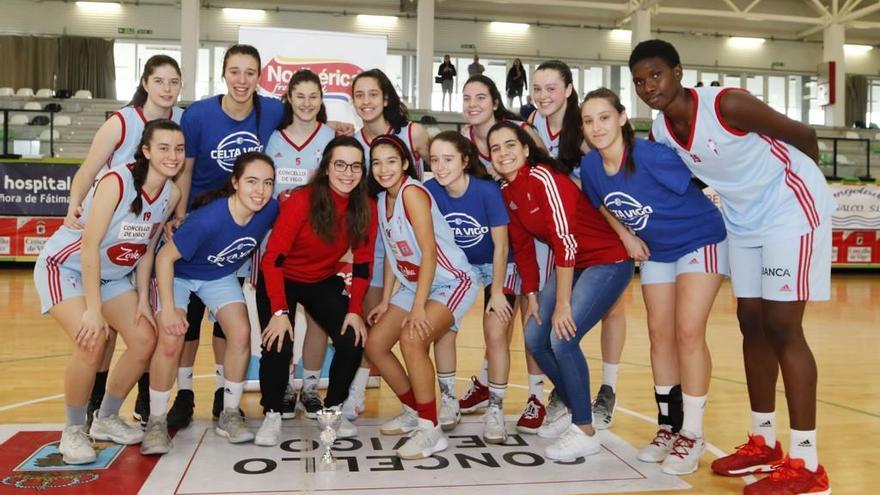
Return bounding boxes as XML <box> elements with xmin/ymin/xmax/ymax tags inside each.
<box><xmin>458</xmin><ymin>74</ymin><xmax>554</xmax><ymax>434</ymax></box>
<box><xmin>364</xmin><ymin>135</ymin><xmax>478</xmax><ymax>460</ymax></box>
<box><xmin>62</xmin><ymin>55</ymin><xmax>184</xmax><ymax>424</ymax></box>
<box><xmin>146</xmin><ymin>152</ymin><xmax>278</xmax><ymax>454</ymax></box>
<box><xmin>425</xmin><ymin>131</ymin><xmax>516</xmax><ymax>443</ymax></box>
<box><xmin>262</xmin><ymin>69</ymin><xmax>336</xmax><ymax>419</ymax></box>
<box><xmin>346</xmin><ymin>69</ymin><xmax>431</xmax><ymax>417</ymax></box>
<box><xmin>34</xmin><ymin>119</ymin><xmax>183</xmax><ymax>465</ymax></box>
<box><xmin>531</xmin><ymin>60</ymin><xmax>628</xmax><ymax>430</ymax></box>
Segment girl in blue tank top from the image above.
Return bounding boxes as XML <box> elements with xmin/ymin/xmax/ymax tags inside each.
<box><xmin>33</xmin><ymin>120</ymin><xmax>183</xmax><ymax>465</ymax></box>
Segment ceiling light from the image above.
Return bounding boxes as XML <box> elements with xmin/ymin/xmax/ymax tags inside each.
<box><xmin>844</xmin><ymin>44</ymin><xmax>873</xmax><ymax>54</ymax></box>
<box><xmin>729</xmin><ymin>36</ymin><xmax>766</xmax><ymax>48</ymax></box>
<box><xmin>489</xmin><ymin>22</ymin><xmax>530</xmax><ymax>34</ymax></box>
<box><xmin>222</xmin><ymin>8</ymin><xmax>266</xmax><ymax>20</ymax></box>
<box><xmin>356</xmin><ymin>15</ymin><xmax>399</xmax><ymax>27</ymax></box>
<box><xmin>75</xmin><ymin>1</ymin><xmax>121</xmax><ymax>13</ymax></box>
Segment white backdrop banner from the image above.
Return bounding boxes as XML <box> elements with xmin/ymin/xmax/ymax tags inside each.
<box><xmin>239</xmin><ymin>26</ymin><xmax>388</xmax><ymax>124</ymax></box>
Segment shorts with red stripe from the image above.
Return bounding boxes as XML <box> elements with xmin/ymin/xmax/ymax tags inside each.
<box><xmin>640</xmin><ymin>239</ymin><xmax>730</xmax><ymax>285</ymax></box>
<box><xmin>390</xmin><ymin>275</ymin><xmax>478</xmax><ymax>332</ymax></box>
<box><xmin>728</xmin><ymin>221</ymin><xmax>830</xmax><ymax>301</ymax></box>
<box><xmin>33</xmin><ymin>260</ymin><xmax>135</xmax><ymax>314</ymax></box>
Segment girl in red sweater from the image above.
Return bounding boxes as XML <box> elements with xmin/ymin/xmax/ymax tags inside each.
<box><xmin>487</xmin><ymin>121</ymin><xmax>633</xmax><ymax>461</ymax></box>
<box><xmin>257</xmin><ymin>136</ymin><xmax>377</xmax><ymax>446</ymax></box>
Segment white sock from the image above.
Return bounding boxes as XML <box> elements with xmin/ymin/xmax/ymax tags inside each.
<box><xmin>488</xmin><ymin>382</ymin><xmax>507</xmax><ymax>403</ymax></box>
<box><xmin>528</xmin><ymin>374</ymin><xmax>545</xmax><ymax>398</ymax></box>
<box><xmin>751</xmin><ymin>410</ymin><xmax>777</xmax><ymax>447</ymax></box>
<box><xmin>177</xmin><ymin>367</ymin><xmax>194</xmax><ymax>391</ymax></box>
<box><xmin>350</xmin><ymin>367</ymin><xmax>370</xmax><ymax>393</ymax></box>
<box><xmin>477</xmin><ymin>358</ymin><xmax>489</xmax><ymax>386</ymax></box>
<box><xmin>149</xmin><ymin>388</ymin><xmax>171</xmax><ymax>418</ymax></box>
<box><xmin>214</xmin><ymin>364</ymin><xmax>225</xmax><ymax>390</ymax></box>
<box><xmin>302</xmin><ymin>368</ymin><xmax>321</xmax><ymax>394</ymax></box>
<box><xmin>681</xmin><ymin>392</ymin><xmax>707</xmax><ymax>438</ymax></box>
<box><xmin>223</xmin><ymin>380</ymin><xmax>244</xmax><ymax>410</ymax></box>
<box><xmin>655</xmin><ymin>385</ymin><xmax>674</xmax><ymax>416</ymax></box>
<box><xmin>437</xmin><ymin>372</ymin><xmax>456</xmax><ymax>398</ymax></box>
<box><xmin>789</xmin><ymin>429</ymin><xmax>818</xmax><ymax>471</ymax></box>
<box><xmin>602</xmin><ymin>362</ymin><xmax>619</xmax><ymax>391</ymax></box>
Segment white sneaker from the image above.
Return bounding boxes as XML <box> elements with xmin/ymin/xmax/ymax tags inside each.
<box><xmin>255</xmin><ymin>412</ymin><xmax>282</xmax><ymax>446</ymax></box>
<box><xmin>140</xmin><ymin>415</ymin><xmax>172</xmax><ymax>455</ymax></box>
<box><xmin>397</xmin><ymin>418</ymin><xmax>448</xmax><ymax>460</ymax></box>
<box><xmin>660</xmin><ymin>431</ymin><xmax>705</xmax><ymax>475</ymax></box>
<box><xmin>59</xmin><ymin>425</ymin><xmax>96</xmax><ymax>465</ymax></box>
<box><xmin>482</xmin><ymin>403</ymin><xmax>507</xmax><ymax>444</ymax></box>
<box><xmin>545</xmin><ymin>424</ymin><xmax>602</xmax><ymax>461</ymax></box>
<box><xmin>341</xmin><ymin>387</ymin><xmax>365</xmax><ymax>421</ymax></box>
<box><xmin>637</xmin><ymin>425</ymin><xmax>677</xmax><ymax>462</ymax></box>
<box><xmin>544</xmin><ymin>391</ymin><xmax>568</xmax><ymax>424</ymax></box>
<box><xmin>439</xmin><ymin>394</ymin><xmax>461</xmax><ymax>432</ymax></box>
<box><xmin>538</xmin><ymin>412</ymin><xmax>571</xmax><ymax>439</ymax></box>
<box><xmin>380</xmin><ymin>405</ymin><xmax>419</xmax><ymax>435</ymax></box>
<box><xmin>216</xmin><ymin>407</ymin><xmax>255</xmax><ymax>444</ymax></box>
<box><xmin>336</xmin><ymin>415</ymin><xmax>358</xmax><ymax>438</ymax></box>
<box><xmin>89</xmin><ymin>412</ymin><xmax>144</xmax><ymax>445</ymax></box>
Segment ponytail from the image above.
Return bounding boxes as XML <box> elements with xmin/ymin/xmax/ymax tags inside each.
<box><xmin>536</xmin><ymin>60</ymin><xmax>582</xmax><ymax>172</ymax></box>
<box><xmin>130</xmin><ymin>119</ymin><xmax>183</xmax><ymax>214</ymax></box>
<box><xmin>128</xmin><ymin>55</ymin><xmax>181</xmax><ymax>108</ymax></box>
<box><xmin>582</xmin><ymin>87</ymin><xmax>637</xmax><ymax>176</ymax></box>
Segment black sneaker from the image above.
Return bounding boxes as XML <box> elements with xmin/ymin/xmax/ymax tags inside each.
<box><xmin>213</xmin><ymin>387</ymin><xmax>245</xmax><ymax>420</ymax></box>
<box><xmin>132</xmin><ymin>381</ymin><xmax>150</xmax><ymax>427</ymax></box>
<box><xmin>591</xmin><ymin>384</ymin><xmax>616</xmax><ymax>430</ymax></box>
<box><xmin>85</xmin><ymin>393</ymin><xmax>103</xmax><ymax>430</ymax></box>
<box><xmin>281</xmin><ymin>385</ymin><xmax>297</xmax><ymax>420</ymax></box>
<box><xmin>297</xmin><ymin>390</ymin><xmax>323</xmax><ymax>420</ymax></box>
<box><xmin>167</xmin><ymin>390</ymin><xmax>195</xmax><ymax>430</ymax></box>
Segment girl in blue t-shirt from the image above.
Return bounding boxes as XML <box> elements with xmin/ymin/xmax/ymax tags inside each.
<box><xmin>579</xmin><ymin>88</ymin><xmax>728</xmax><ymax>476</ymax></box>
<box><xmin>146</xmin><ymin>152</ymin><xmax>278</xmax><ymax>454</ymax></box>
<box><xmin>172</xmin><ymin>44</ymin><xmax>284</xmax><ymax>428</ymax></box>
<box><xmin>424</xmin><ymin>131</ymin><xmax>516</xmax><ymax>443</ymax></box>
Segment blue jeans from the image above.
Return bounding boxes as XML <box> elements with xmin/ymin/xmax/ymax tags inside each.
<box><xmin>523</xmin><ymin>260</ymin><xmax>634</xmax><ymax>425</ymax></box>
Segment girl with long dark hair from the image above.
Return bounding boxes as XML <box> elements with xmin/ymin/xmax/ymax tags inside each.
<box><xmin>364</xmin><ymin>134</ymin><xmax>478</xmax><ymax>460</ymax></box>
<box><xmin>580</xmin><ymin>87</ymin><xmax>728</xmax><ymax>474</ymax></box>
<box><xmin>146</xmin><ymin>152</ymin><xmax>278</xmax><ymax>453</ymax></box>
<box><xmin>34</xmin><ymin>119</ymin><xmax>183</xmax><ymax>464</ymax></box>
<box><xmin>487</xmin><ymin>120</ymin><xmax>632</xmax><ymax>461</ymax></box>
<box><xmin>255</xmin><ymin>136</ymin><xmax>377</xmax><ymax>445</ymax></box>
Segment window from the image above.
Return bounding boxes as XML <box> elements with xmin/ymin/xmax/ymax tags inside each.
<box><xmin>747</xmin><ymin>75</ymin><xmax>764</xmax><ymax>100</ymax></box>
<box><xmin>114</xmin><ymin>42</ymin><xmax>137</xmax><ymax>101</ymax></box>
<box><xmin>787</xmin><ymin>76</ymin><xmax>803</xmax><ymax>121</ymax></box>
<box><xmin>806</xmin><ymin>76</ymin><xmax>824</xmax><ymax>125</ymax></box>
<box><xmin>584</xmin><ymin>66</ymin><xmax>604</xmax><ymax>93</ymax></box>
<box><xmin>868</xmin><ymin>79</ymin><xmax>880</xmax><ymax>128</ymax></box>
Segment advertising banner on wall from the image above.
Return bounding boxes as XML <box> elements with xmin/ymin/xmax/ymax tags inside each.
<box><xmin>829</xmin><ymin>183</ymin><xmax>880</xmax><ymax>230</ymax></box>
<box><xmin>0</xmin><ymin>162</ymin><xmax>75</xmax><ymax>216</ymax></box>
<box><xmin>239</xmin><ymin>26</ymin><xmax>388</xmax><ymax>125</ymax></box>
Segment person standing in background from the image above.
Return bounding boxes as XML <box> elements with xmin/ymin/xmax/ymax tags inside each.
<box><xmin>438</xmin><ymin>55</ymin><xmax>457</xmax><ymax>112</ymax></box>
<box><xmin>506</xmin><ymin>58</ymin><xmax>527</xmax><ymax>108</ymax></box>
<box><xmin>468</xmin><ymin>53</ymin><xmax>485</xmax><ymax>77</ymax></box>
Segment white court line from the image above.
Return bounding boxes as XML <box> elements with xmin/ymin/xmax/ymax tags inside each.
<box><xmin>463</xmin><ymin>378</ymin><xmax>757</xmax><ymax>485</ymax></box>
<box><xmin>0</xmin><ymin>374</ymin><xmax>754</xmax><ymax>485</ymax></box>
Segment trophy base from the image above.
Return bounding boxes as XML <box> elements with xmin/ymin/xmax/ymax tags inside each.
<box><xmin>316</xmin><ymin>457</ymin><xmax>337</xmax><ymax>472</ymax></box>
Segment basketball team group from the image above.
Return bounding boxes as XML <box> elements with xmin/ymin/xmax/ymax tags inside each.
<box><xmin>33</xmin><ymin>38</ymin><xmax>833</xmax><ymax>495</ymax></box>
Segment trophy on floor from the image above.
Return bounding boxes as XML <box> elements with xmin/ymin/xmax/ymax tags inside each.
<box><xmin>316</xmin><ymin>407</ymin><xmax>342</xmax><ymax>471</ymax></box>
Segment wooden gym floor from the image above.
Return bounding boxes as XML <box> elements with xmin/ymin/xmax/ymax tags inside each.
<box><xmin>0</xmin><ymin>264</ymin><xmax>876</xmax><ymax>494</ymax></box>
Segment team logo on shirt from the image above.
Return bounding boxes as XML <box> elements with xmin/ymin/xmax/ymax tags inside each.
<box><xmin>445</xmin><ymin>213</ymin><xmax>489</xmax><ymax>249</ymax></box>
<box><xmin>207</xmin><ymin>237</ymin><xmax>258</xmax><ymax>267</ymax></box>
<box><xmin>396</xmin><ymin>260</ymin><xmax>420</xmax><ymax>281</ymax></box>
<box><xmin>211</xmin><ymin>132</ymin><xmax>263</xmax><ymax>171</ymax></box>
<box><xmin>603</xmin><ymin>192</ymin><xmax>654</xmax><ymax>232</ymax></box>
<box><xmin>706</xmin><ymin>138</ymin><xmax>720</xmax><ymax>157</ymax></box>
<box><xmin>107</xmin><ymin>242</ymin><xmax>149</xmax><ymax>266</ymax></box>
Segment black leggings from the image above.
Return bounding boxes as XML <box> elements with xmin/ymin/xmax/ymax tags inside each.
<box><xmin>255</xmin><ymin>273</ymin><xmax>363</xmax><ymax>412</ymax></box>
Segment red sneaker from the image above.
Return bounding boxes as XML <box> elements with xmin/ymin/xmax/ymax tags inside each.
<box><xmin>458</xmin><ymin>376</ymin><xmax>490</xmax><ymax>414</ymax></box>
<box><xmin>711</xmin><ymin>434</ymin><xmax>784</xmax><ymax>476</ymax></box>
<box><xmin>743</xmin><ymin>456</ymin><xmax>830</xmax><ymax>495</ymax></box>
<box><xmin>515</xmin><ymin>395</ymin><xmax>546</xmax><ymax>434</ymax></box>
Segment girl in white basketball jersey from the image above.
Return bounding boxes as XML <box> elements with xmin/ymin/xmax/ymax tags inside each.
<box><xmin>62</xmin><ymin>55</ymin><xmax>183</xmax><ymax>423</ymax></box>
<box><xmin>631</xmin><ymin>40</ymin><xmax>833</xmax><ymax>495</ymax></box>
<box><xmin>262</xmin><ymin>69</ymin><xmax>337</xmax><ymax>420</ymax></box>
<box><xmin>364</xmin><ymin>134</ymin><xmax>478</xmax><ymax>460</ymax></box>
<box><xmin>531</xmin><ymin>60</ymin><xmax>628</xmax><ymax>431</ymax></box>
<box><xmin>346</xmin><ymin>69</ymin><xmax>431</xmax><ymax>416</ymax></box>
<box><xmin>34</xmin><ymin>119</ymin><xmax>183</xmax><ymax>465</ymax></box>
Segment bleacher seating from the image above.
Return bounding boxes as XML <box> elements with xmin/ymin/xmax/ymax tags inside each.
<box><xmin>54</xmin><ymin>115</ymin><xmax>72</xmax><ymax>126</ymax></box>
<box><xmin>0</xmin><ymin>88</ymin><xmax>14</xmax><ymax>97</ymax></box>
<box><xmin>23</xmin><ymin>102</ymin><xmax>42</xmax><ymax>111</ymax></box>
<box><xmin>73</xmin><ymin>90</ymin><xmax>93</xmax><ymax>99</ymax></box>
<box><xmin>9</xmin><ymin>114</ymin><xmax>29</xmax><ymax>125</ymax></box>
<box><xmin>15</xmin><ymin>88</ymin><xmax>35</xmax><ymax>97</ymax></box>
<box><xmin>35</xmin><ymin>88</ymin><xmax>54</xmax><ymax>98</ymax></box>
